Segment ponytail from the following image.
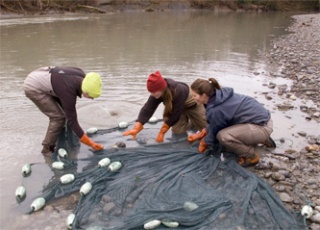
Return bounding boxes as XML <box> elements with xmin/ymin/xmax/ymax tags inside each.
<box><xmin>208</xmin><ymin>78</ymin><xmax>221</xmax><ymax>90</ymax></box>
<box><xmin>191</xmin><ymin>77</ymin><xmax>221</xmax><ymax>96</ymax></box>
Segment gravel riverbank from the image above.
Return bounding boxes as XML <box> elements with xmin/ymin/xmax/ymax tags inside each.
<box><xmin>255</xmin><ymin>13</ymin><xmax>320</xmax><ymax>229</ymax></box>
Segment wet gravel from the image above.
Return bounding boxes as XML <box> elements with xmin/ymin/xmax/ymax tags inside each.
<box><xmin>256</xmin><ymin>13</ymin><xmax>320</xmax><ymax>229</ymax></box>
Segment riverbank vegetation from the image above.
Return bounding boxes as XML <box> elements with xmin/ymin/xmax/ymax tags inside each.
<box><xmin>0</xmin><ymin>0</ymin><xmax>319</xmax><ymax>15</ymax></box>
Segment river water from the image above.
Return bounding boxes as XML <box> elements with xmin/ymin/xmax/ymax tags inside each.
<box><xmin>1</xmin><ymin>11</ymin><xmax>319</xmax><ymax>229</ymax></box>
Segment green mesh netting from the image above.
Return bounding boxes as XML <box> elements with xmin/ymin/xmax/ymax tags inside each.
<box><xmin>19</xmin><ymin>120</ymin><xmax>304</xmax><ymax>230</ymax></box>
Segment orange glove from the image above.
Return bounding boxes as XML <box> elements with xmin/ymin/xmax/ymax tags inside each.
<box><xmin>188</xmin><ymin>128</ymin><xmax>207</xmax><ymax>143</ymax></box>
<box><xmin>156</xmin><ymin>123</ymin><xmax>170</xmax><ymax>143</ymax></box>
<box><xmin>122</xmin><ymin>122</ymin><xmax>143</xmax><ymax>140</ymax></box>
<box><xmin>198</xmin><ymin>138</ymin><xmax>208</xmax><ymax>153</ymax></box>
<box><xmin>80</xmin><ymin>134</ymin><xmax>104</xmax><ymax>151</ymax></box>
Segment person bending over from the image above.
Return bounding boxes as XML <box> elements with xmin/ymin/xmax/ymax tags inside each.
<box><xmin>123</xmin><ymin>71</ymin><xmax>207</xmax><ymax>143</ymax></box>
<box><xmin>23</xmin><ymin>66</ymin><xmax>104</xmax><ymax>156</ymax></box>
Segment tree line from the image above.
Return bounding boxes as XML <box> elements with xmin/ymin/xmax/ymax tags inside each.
<box><xmin>0</xmin><ymin>0</ymin><xmax>318</xmax><ymax>14</ymax></box>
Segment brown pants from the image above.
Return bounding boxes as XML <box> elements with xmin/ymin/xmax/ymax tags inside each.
<box><xmin>24</xmin><ymin>90</ymin><xmax>66</xmax><ymax>146</ymax></box>
<box><xmin>171</xmin><ymin>92</ymin><xmax>207</xmax><ymax>134</ymax></box>
<box><xmin>216</xmin><ymin>119</ymin><xmax>273</xmax><ymax>158</ymax></box>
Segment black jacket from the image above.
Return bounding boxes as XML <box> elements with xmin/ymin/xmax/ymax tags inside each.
<box><xmin>50</xmin><ymin>66</ymin><xmax>85</xmax><ymax>138</ymax></box>
<box><xmin>137</xmin><ymin>78</ymin><xmax>189</xmax><ymax>127</ymax></box>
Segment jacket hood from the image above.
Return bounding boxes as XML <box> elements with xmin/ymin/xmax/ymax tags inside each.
<box><xmin>206</xmin><ymin>87</ymin><xmax>234</xmax><ymax>109</ymax></box>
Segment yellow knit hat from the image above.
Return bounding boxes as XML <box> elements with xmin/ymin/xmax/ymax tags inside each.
<box><xmin>81</xmin><ymin>72</ymin><xmax>102</xmax><ymax>98</ymax></box>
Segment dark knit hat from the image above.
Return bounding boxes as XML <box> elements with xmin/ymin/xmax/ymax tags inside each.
<box><xmin>147</xmin><ymin>71</ymin><xmax>167</xmax><ymax>93</ymax></box>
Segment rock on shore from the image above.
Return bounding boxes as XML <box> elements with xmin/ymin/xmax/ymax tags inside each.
<box><xmin>266</xmin><ymin>14</ymin><xmax>320</xmax><ymax>109</ymax></box>
<box><xmin>259</xmin><ymin>13</ymin><xmax>320</xmax><ymax>230</ymax></box>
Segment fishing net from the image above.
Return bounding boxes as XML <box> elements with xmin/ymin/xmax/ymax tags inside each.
<box><xmin>18</xmin><ymin>119</ymin><xmax>305</xmax><ymax>230</ymax></box>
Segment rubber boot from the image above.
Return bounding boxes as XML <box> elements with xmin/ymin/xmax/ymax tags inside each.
<box><xmin>238</xmin><ymin>152</ymin><xmax>259</xmax><ymax>167</ymax></box>
<box><xmin>264</xmin><ymin>137</ymin><xmax>276</xmax><ymax>148</ymax></box>
<box><xmin>49</xmin><ymin>144</ymin><xmax>56</xmax><ymax>152</ymax></box>
<box><xmin>41</xmin><ymin>144</ymin><xmax>53</xmax><ymax>157</ymax></box>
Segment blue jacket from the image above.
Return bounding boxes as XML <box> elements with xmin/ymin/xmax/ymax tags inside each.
<box><xmin>204</xmin><ymin>87</ymin><xmax>270</xmax><ymax>146</ymax></box>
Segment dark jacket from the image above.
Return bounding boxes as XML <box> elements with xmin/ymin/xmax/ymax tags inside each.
<box><xmin>204</xmin><ymin>87</ymin><xmax>270</xmax><ymax>146</ymax></box>
<box><xmin>137</xmin><ymin>78</ymin><xmax>189</xmax><ymax>127</ymax></box>
<box><xmin>50</xmin><ymin>67</ymin><xmax>85</xmax><ymax>138</ymax></box>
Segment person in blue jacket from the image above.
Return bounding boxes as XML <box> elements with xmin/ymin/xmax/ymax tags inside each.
<box><xmin>188</xmin><ymin>77</ymin><xmax>276</xmax><ymax>167</ymax></box>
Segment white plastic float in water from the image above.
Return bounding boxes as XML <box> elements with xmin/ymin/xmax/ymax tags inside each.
<box><xmin>108</xmin><ymin>161</ymin><xmax>122</xmax><ymax>172</ymax></box>
<box><xmin>52</xmin><ymin>161</ymin><xmax>65</xmax><ymax>170</ymax></box>
<box><xmin>162</xmin><ymin>220</ymin><xmax>179</xmax><ymax>228</ymax></box>
<box><xmin>183</xmin><ymin>201</ymin><xmax>198</xmax><ymax>211</ymax></box>
<box><xmin>15</xmin><ymin>186</ymin><xmax>26</xmax><ymax>200</ymax></box>
<box><xmin>80</xmin><ymin>182</ymin><xmax>92</xmax><ymax>195</ymax></box>
<box><xmin>98</xmin><ymin>158</ymin><xmax>111</xmax><ymax>168</ymax></box>
<box><xmin>31</xmin><ymin>197</ymin><xmax>46</xmax><ymax>211</ymax></box>
<box><xmin>66</xmin><ymin>213</ymin><xmax>75</xmax><ymax>229</ymax></box>
<box><xmin>148</xmin><ymin>116</ymin><xmax>158</xmax><ymax>124</ymax></box>
<box><xmin>118</xmin><ymin>121</ymin><xmax>129</xmax><ymax>129</ymax></box>
<box><xmin>60</xmin><ymin>174</ymin><xmax>75</xmax><ymax>184</ymax></box>
<box><xmin>58</xmin><ymin>148</ymin><xmax>68</xmax><ymax>158</ymax></box>
<box><xmin>21</xmin><ymin>163</ymin><xmax>31</xmax><ymax>176</ymax></box>
<box><xmin>86</xmin><ymin>127</ymin><xmax>98</xmax><ymax>135</ymax></box>
<box><xmin>301</xmin><ymin>205</ymin><xmax>313</xmax><ymax>218</ymax></box>
<box><xmin>144</xmin><ymin>220</ymin><xmax>161</xmax><ymax>229</ymax></box>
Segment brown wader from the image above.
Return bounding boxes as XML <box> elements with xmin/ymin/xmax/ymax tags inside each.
<box><xmin>171</xmin><ymin>89</ymin><xmax>207</xmax><ymax>134</ymax></box>
<box><xmin>24</xmin><ymin>90</ymin><xmax>66</xmax><ymax>148</ymax></box>
<box><xmin>216</xmin><ymin>119</ymin><xmax>273</xmax><ymax>158</ymax></box>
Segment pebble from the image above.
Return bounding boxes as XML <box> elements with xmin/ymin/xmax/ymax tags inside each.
<box><xmin>273</xmin><ymin>185</ymin><xmax>286</xmax><ymax>192</ymax></box>
<box><xmin>298</xmin><ymin>131</ymin><xmax>307</xmax><ymax>137</ymax></box>
<box><xmin>279</xmin><ymin>192</ymin><xmax>293</xmax><ymax>203</ymax></box>
<box><xmin>310</xmin><ymin>223</ymin><xmax>320</xmax><ymax>230</ymax></box>
<box><xmin>102</xmin><ymin>202</ymin><xmax>115</xmax><ymax>215</ymax></box>
<box><xmin>311</xmin><ymin>213</ymin><xmax>320</xmax><ymax>224</ymax></box>
<box><xmin>272</xmin><ymin>172</ymin><xmax>286</xmax><ymax>181</ymax></box>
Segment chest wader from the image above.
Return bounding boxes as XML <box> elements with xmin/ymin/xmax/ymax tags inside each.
<box><xmin>171</xmin><ymin>89</ymin><xmax>207</xmax><ymax>134</ymax></box>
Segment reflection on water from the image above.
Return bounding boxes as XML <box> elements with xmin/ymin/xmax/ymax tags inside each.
<box><xmin>1</xmin><ymin>12</ymin><xmax>294</xmax><ymax>86</ymax></box>
<box><xmin>1</xmin><ymin>11</ymin><xmax>318</xmax><ymax>229</ymax></box>
<box><xmin>1</xmin><ymin>12</ymin><xmax>294</xmax><ymax>114</ymax></box>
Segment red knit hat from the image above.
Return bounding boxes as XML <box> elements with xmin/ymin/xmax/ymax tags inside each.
<box><xmin>147</xmin><ymin>71</ymin><xmax>167</xmax><ymax>93</ymax></box>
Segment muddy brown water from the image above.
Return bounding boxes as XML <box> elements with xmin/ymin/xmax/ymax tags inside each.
<box><xmin>1</xmin><ymin>11</ymin><xmax>319</xmax><ymax>229</ymax></box>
